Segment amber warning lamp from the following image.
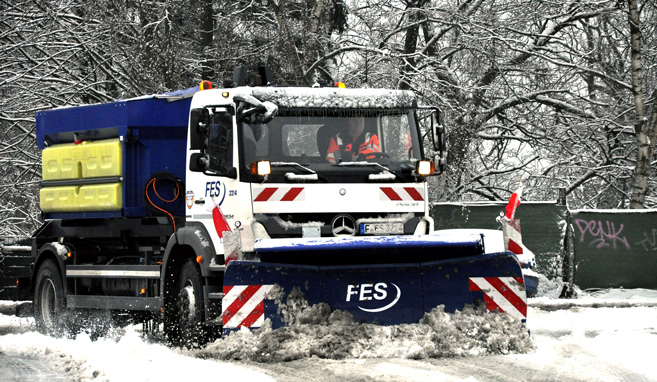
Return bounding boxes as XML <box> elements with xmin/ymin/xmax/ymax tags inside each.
<box><xmin>199</xmin><ymin>81</ymin><xmax>213</xmax><ymax>91</ymax></box>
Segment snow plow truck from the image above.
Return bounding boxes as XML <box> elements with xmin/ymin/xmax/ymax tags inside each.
<box><xmin>0</xmin><ymin>66</ymin><xmax>527</xmax><ymax>346</ymax></box>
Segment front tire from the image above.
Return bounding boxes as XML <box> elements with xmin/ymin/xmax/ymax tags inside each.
<box><xmin>167</xmin><ymin>259</ymin><xmax>208</xmax><ymax>347</ymax></box>
<box><xmin>33</xmin><ymin>259</ymin><xmax>68</xmax><ymax>337</ymax></box>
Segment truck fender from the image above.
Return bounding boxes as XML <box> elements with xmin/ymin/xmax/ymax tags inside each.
<box><xmin>31</xmin><ymin>242</ymin><xmax>70</xmax><ymax>297</ymax></box>
<box><xmin>162</xmin><ymin>224</ymin><xmax>216</xmax><ymax>279</ymax></box>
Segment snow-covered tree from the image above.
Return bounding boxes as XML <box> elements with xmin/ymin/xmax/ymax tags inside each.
<box><xmin>3</xmin><ymin>0</ymin><xmax>657</xmax><ymax>236</ymax></box>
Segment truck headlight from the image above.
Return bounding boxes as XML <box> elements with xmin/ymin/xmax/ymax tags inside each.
<box><xmin>416</xmin><ymin>160</ymin><xmax>434</xmax><ymax>176</ymax></box>
<box><xmin>251</xmin><ymin>160</ymin><xmax>271</xmax><ymax>176</ymax></box>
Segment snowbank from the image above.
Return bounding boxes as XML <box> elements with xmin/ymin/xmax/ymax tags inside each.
<box><xmin>196</xmin><ymin>288</ymin><xmax>533</xmax><ymax>363</ymax></box>
<box><xmin>530</xmin><ymin>287</ymin><xmax>657</xmax><ymax>310</ymax></box>
<box><xmin>0</xmin><ymin>319</ymin><xmax>274</xmax><ymax>382</ymax></box>
<box><xmin>2</xmin><ymin>288</ymin><xmax>657</xmax><ymax>381</ymax></box>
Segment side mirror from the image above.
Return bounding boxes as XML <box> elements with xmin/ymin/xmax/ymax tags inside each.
<box><xmin>234</xmin><ymin>94</ymin><xmax>278</xmax><ymax>124</ymax></box>
<box><xmin>189</xmin><ymin>108</ymin><xmax>207</xmax><ymax>150</ymax></box>
<box><xmin>189</xmin><ymin>153</ymin><xmax>208</xmax><ymax>172</ymax></box>
<box><xmin>433</xmin><ymin>153</ymin><xmax>446</xmax><ymax>175</ymax></box>
<box><xmin>431</xmin><ymin>109</ymin><xmax>447</xmax><ymax>172</ymax></box>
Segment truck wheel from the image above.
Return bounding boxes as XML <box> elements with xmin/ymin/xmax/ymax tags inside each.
<box><xmin>33</xmin><ymin>259</ymin><xmax>68</xmax><ymax>337</ymax></box>
<box><xmin>174</xmin><ymin>259</ymin><xmax>208</xmax><ymax>347</ymax></box>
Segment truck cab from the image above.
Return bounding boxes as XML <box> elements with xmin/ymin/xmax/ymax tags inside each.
<box><xmin>184</xmin><ymin>85</ymin><xmax>444</xmax><ymax>259</ymax></box>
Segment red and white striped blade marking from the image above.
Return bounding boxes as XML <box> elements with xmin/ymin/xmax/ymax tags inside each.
<box><xmin>502</xmin><ymin>218</ymin><xmax>523</xmax><ymax>254</ymax></box>
<box><xmin>379</xmin><ymin>187</ymin><xmax>424</xmax><ymax>201</ymax></box>
<box><xmin>253</xmin><ymin>187</ymin><xmax>305</xmax><ymax>202</ymax></box>
<box><xmin>222</xmin><ymin>284</ymin><xmax>274</xmax><ymax>329</ymax></box>
<box><xmin>469</xmin><ymin>277</ymin><xmax>527</xmax><ymax>319</ymax></box>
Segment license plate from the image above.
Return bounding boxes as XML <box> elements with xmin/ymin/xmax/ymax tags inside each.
<box><xmin>360</xmin><ymin>222</ymin><xmax>404</xmax><ymax>235</ymax></box>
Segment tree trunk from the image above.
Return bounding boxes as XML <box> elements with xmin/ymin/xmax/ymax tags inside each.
<box><xmin>199</xmin><ymin>0</ymin><xmax>214</xmax><ymax>81</ymax></box>
<box><xmin>627</xmin><ymin>0</ymin><xmax>657</xmax><ymax>209</ymax></box>
<box><xmin>399</xmin><ymin>0</ymin><xmax>429</xmax><ymax>90</ymax></box>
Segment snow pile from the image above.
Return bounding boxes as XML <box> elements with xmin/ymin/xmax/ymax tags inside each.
<box><xmin>0</xmin><ymin>322</ymin><xmax>274</xmax><ymax>382</ymax></box>
<box><xmin>2</xmin><ymin>293</ymin><xmax>657</xmax><ymax>381</ymax></box>
<box><xmin>531</xmin><ymin>287</ymin><xmax>657</xmax><ymax>310</ymax></box>
<box><xmin>197</xmin><ymin>288</ymin><xmax>533</xmax><ymax>363</ymax></box>
<box><xmin>0</xmin><ymin>308</ymin><xmax>33</xmax><ymax>336</ymax></box>
<box><xmin>535</xmin><ymin>272</ymin><xmax>570</xmax><ymax>298</ymax></box>
<box><xmin>526</xmin><ymin>305</ymin><xmax>657</xmax><ymax>381</ymax></box>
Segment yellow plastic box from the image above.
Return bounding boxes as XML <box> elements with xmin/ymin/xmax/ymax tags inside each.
<box><xmin>40</xmin><ymin>183</ymin><xmax>122</xmax><ymax>212</ymax></box>
<box><xmin>42</xmin><ymin>138</ymin><xmax>123</xmax><ymax>181</ymax></box>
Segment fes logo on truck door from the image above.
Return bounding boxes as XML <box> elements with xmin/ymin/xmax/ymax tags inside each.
<box><xmin>205</xmin><ymin>181</ymin><xmax>226</xmax><ymax>205</ymax></box>
<box><xmin>346</xmin><ymin>282</ymin><xmax>402</xmax><ymax>313</ymax></box>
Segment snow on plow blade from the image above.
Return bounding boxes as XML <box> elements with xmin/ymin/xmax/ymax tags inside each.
<box><xmin>221</xmin><ymin>234</ymin><xmax>527</xmax><ymax>334</ymax></box>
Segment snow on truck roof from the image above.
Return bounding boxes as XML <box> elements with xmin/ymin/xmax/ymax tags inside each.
<box><xmin>251</xmin><ymin>87</ymin><xmax>417</xmax><ymax>110</ymax></box>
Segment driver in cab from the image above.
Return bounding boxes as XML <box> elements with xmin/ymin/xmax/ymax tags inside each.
<box><xmin>326</xmin><ymin>116</ymin><xmax>380</xmax><ymax>164</ymax></box>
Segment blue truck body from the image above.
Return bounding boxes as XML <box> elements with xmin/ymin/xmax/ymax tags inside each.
<box><xmin>35</xmin><ymin>95</ymin><xmax>192</xmax><ymax>220</ymax></box>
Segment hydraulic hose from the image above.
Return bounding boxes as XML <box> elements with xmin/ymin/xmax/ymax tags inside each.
<box><xmin>143</xmin><ymin>172</ymin><xmax>185</xmax><ymax>232</ymax></box>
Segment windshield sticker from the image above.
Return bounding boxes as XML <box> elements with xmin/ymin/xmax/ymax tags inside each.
<box><xmin>186</xmin><ymin>191</ymin><xmax>194</xmax><ymax>209</ymax></box>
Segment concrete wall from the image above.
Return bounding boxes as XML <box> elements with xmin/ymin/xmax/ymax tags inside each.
<box><xmin>570</xmin><ymin>210</ymin><xmax>657</xmax><ymax>289</ymax></box>
<box><xmin>431</xmin><ymin>203</ymin><xmax>657</xmax><ymax>290</ymax></box>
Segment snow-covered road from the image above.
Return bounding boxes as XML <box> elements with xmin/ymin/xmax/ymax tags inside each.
<box><xmin>1</xmin><ymin>288</ymin><xmax>656</xmax><ymax>382</ymax></box>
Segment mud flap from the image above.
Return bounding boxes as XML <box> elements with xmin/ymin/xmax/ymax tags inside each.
<box><xmin>222</xmin><ymin>251</ymin><xmax>527</xmax><ymax>335</ymax></box>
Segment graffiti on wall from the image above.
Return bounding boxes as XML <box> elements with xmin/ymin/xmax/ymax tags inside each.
<box><xmin>574</xmin><ymin>219</ymin><xmax>631</xmax><ymax>250</ymax></box>
<box><xmin>636</xmin><ymin>229</ymin><xmax>657</xmax><ymax>252</ymax></box>
<box><xmin>565</xmin><ymin>211</ymin><xmax>657</xmax><ymax>289</ymax></box>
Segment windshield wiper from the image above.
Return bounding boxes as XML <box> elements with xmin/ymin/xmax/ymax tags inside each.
<box><xmin>271</xmin><ymin>162</ymin><xmax>320</xmax><ymax>182</ymax></box>
<box><xmin>338</xmin><ymin>161</ymin><xmax>390</xmax><ymax>172</ymax></box>
<box><xmin>337</xmin><ymin>161</ymin><xmax>399</xmax><ymax>181</ymax></box>
<box><xmin>271</xmin><ymin>162</ymin><xmax>316</xmax><ymax>174</ymax></box>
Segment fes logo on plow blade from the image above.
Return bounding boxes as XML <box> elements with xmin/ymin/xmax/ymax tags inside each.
<box><xmin>469</xmin><ymin>277</ymin><xmax>527</xmax><ymax>320</ymax></box>
<box><xmin>222</xmin><ymin>284</ymin><xmax>274</xmax><ymax>329</ymax></box>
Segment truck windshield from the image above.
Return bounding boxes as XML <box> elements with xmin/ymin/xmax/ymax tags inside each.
<box><xmin>241</xmin><ymin>110</ymin><xmax>422</xmax><ymax>181</ymax></box>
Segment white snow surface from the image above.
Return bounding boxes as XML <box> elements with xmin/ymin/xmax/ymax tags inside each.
<box><xmin>1</xmin><ymin>287</ymin><xmax>656</xmax><ymax>381</ymax></box>
<box><xmin>0</xmin><ymin>316</ymin><xmax>274</xmax><ymax>381</ymax></box>
<box><xmin>255</xmin><ymin>232</ymin><xmax>483</xmax><ymax>251</ymax></box>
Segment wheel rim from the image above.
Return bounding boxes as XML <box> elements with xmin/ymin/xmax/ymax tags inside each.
<box><xmin>40</xmin><ymin>279</ymin><xmax>57</xmax><ymax>330</ymax></box>
<box><xmin>178</xmin><ymin>279</ymin><xmax>196</xmax><ymax>327</ymax></box>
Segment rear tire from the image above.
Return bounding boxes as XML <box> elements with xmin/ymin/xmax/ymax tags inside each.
<box><xmin>33</xmin><ymin>259</ymin><xmax>68</xmax><ymax>337</ymax></box>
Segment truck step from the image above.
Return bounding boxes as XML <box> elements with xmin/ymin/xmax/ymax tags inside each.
<box><xmin>67</xmin><ymin>295</ymin><xmax>162</xmax><ymax>311</ymax></box>
<box><xmin>208</xmin><ymin>263</ymin><xmax>226</xmax><ymax>272</ymax></box>
<box><xmin>208</xmin><ymin>292</ymin><xmax>224</xmax><ymax>300</ymax></box>
<box><xmin>65</xmin><ymin>265</ymin><xmax>160</xmax><ymax>279</ymax></box>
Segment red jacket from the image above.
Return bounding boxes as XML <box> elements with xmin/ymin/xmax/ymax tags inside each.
<box><xmin>326</xmin><ymin>132</ymin><xmax>380</xmax><ymax>164</ymax></box>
